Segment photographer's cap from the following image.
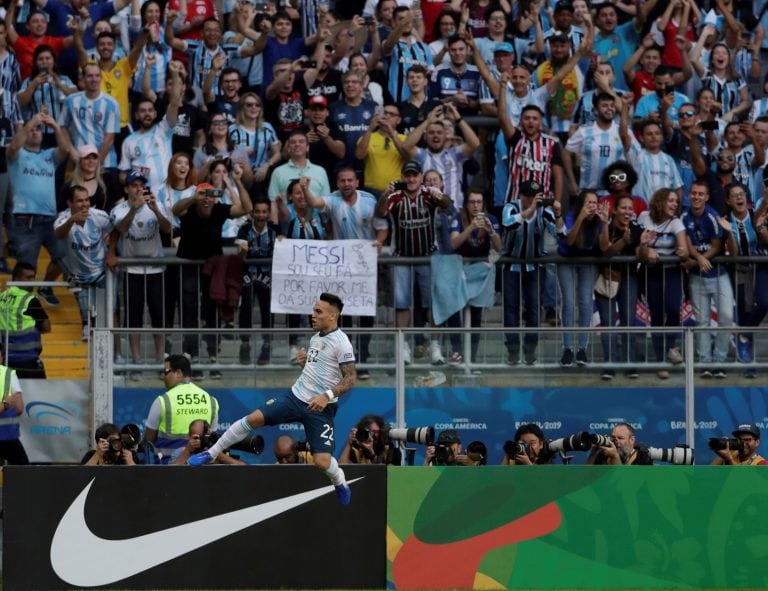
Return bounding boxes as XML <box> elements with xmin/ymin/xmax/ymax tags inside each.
<box><xmin>732</xmin><ymin>423</ymin><xmax>760</xmax><ymax>438</ymax></box>
<box><xmin>125</xmin><ymin>170</ymin><xmax>148</xmax><ymax>185</ymax></box>
<box><xmin>519</xmin><ymin>179</ymin><xmax>544</xmax><ymax>197</ymax></box>
<box><xmin>437</xmin><ymin>429</ymin><xmax>461</xmax><ymax>444</ymax></box>
<box><xmin>401</xmin><ymin>160</ymin><xmax>422</xmax><ymax>175</ymax></box>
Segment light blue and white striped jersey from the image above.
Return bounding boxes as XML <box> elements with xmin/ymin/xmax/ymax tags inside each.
<box><xmin>228</xmin><ymin>122</ymin><xmax>278</xmax><ymax>170</ymax></box>
<box><xmin>8</xmin><ymin>147</ymin><xmax>60</xmax><ymax>215</ymax></box>
<box><xmin>157</xmin><ymin>184</ymin><xmax>196</xmax><ymax>231</ymax></box>
<box><xmin>565</xmin><ymin>121</ymin><xmax>625</xmax><ymax>190</ymax></box>
<box><xmin>414</xmin><ymin>145</ymin><xmax>468</xmax><ymax>207</ymax></box>
<box><xmin>182</xmin><ymin>40</ymin><xmax>241</xmax><ymax>94</ymax></box>
<box><xmin>59</xmin><ymin>91</ymin><xmax>121</xmax><ymax>168</ymax></box>
<box><xmin>731</xmin><ymin>145</ymin><xmax>759</xmax><ymax>200</ymax></box>
<box><xmin>118</xmin><ymin>117</ymin><xmax>174</xmax><ymax>192</ymax></box>
<box><xmin>749</xmin><ymin>98</ymin><xmax>768</xmax><ymax>122</ymax></box>
<box><xmin>321</xmin><ymin>191</ymin><xmax>379</xmax><ymax>240</ymax></box>
<box><xmin>110</xmin><ymin>201</ymin><xmax>169</xmax><ymax>274</ymax></box>
<box><xmin>0</xmin><ymin>51</ymin><xmax>20</xmax><ymax>94</ymax></box>
<box><xmin>131</xmin><ymin>43</ymin><xmax>173</xmax><ymax>94</ymax></box>
<box><xmin>484</xmin><ymin>81</ymin><xmax>549</xmax><ymax>127</ymax></box>
<box><xmin>627</xmin><ymin>137</ymin><xmax>683</xmax><ymax>203</ymax></box>
<box><xmin>54</xmin><ymin>207</ymin><xmax>113</xmax><ymax>284</ymax></box>
<box><xmin>19</xmin><ymin>75</ymin><xmax>75</xmax><ymax>135</ymax></box>
<box><xmin>291</xmin><ymin>327</ymin><xmax>355</xmax><ymax>404</ymax></box>
<box><xmin>0</xmin><ymin>95</ymin><xmax>24</xmax><ymax>147</ymax></box>
<box><xmin>223</xmin><ymin>32</ymin><xmax>263</xmax><ymax>87</ymax></box>
<box><xmin>218</xmin><ymin>186</ymin><xmax>248</xmax><ymax>239</ymax></box>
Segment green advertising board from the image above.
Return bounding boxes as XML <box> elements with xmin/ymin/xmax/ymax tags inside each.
<box><xmin>387</xmin><ymin>467</ymin><xmax>768</xmax><ymax>590</ymax></box>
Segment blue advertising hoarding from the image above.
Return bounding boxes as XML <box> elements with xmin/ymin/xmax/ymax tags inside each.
<box><xmin>114</xmin><ymin>385</ymin><xmax>768</xmax><ymax>464</ymax></box>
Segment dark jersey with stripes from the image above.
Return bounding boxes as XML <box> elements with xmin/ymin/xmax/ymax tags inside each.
<box><xmin>382</xmin><ymin>187</ymin><xmax>441</xmax><ymax>257</ymax></box>
<box><xmin>504</xmin><ymin>129</ymin><xmax>562</xmax><ymax>203</ymax></box>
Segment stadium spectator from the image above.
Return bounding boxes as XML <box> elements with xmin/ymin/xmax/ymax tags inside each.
<box><xmin>7</xmin><ymin>112</ymin><xmax>72</xmax><ymax>305</ymax></box>
<box><xmin>6</xmin><ymin>5</ymin><xmax>74</xmax><ymax>80</ymax></box>
<box><xmin>681</xmin><ymin>180</ymin><xmax>734</xmax><ymax>378</ymax></box>
<box><xmin>448</xmin><ymin>188</ymin><xmax>501</xmax><ymax>363</ymax></box>
<box><xmin>501</xmin><ymin>180</ymin><xmax>564</xmax><ymax>365</ymax></box>
<box><xmin>268</xmin><ymin>130</ymin><xmax>330</xmax><ymax>222</ymax></box>
<box><xmin>109</xmin><ymin>170</ymin><xmax>172</xmax><ymax>379</ymax></box>
<box><xmin>354</xmin><ymin>102</ymin><xmax>408</xmax><ymax>197</ymax></box>
<box><xmin>719</xmin><ymin>183</ymin><xmax>768</xmax><ymax>379</ymax></box>
<box><xmin>193</xmin><ymin>114</ymin><xmax>252</xmax><ymax>181</ymax></box>
<box><xmin>637</xmin><ymin>187</ymin><xmax>689</xmax><ymax>379</ymax></box>
<box><xmin>54</xmin><ymin>185</ymin><xmax>114</xmax><ymax>341</ymax></box>
<box><xmin>596</xmin><ymin>194</ymin><xmax>650</xmax><ymax>380</ymax></box>
<box><xmin>376</xmin><ymin>159</ymin><xmax>452</xmax><ymax>365</ymax></box>
<box><xmin>557</xmin><ymin>190</ymin><xmax>602</xmax><ymax>368</ymax></box>
<box><xmin>235</xmin><ymin>198</ymin><xmax>281</xmax><ymax>366</ymax></box>
<box><xmin>397</xmin><ymin>64</ymin><xmax>440</xmax><ymax>134</ymax></box>
<box><xmin>228</xmin><ymin>91</ymin><xmax>282</xmax><ymax>183</ymax></box>
<box><xmin>381</xmin><ymin>6</ymin><xmax>432</xmax><ymax>104</ymax></box>
<box><xmin>429</xmin><ymin>34</ymin><xmax>481</xmax><ymax>116</ymax></box>
<box><xmin>329</xmin><ymin>70</ymin><xmax>377</xmax><ymax>176</ymax></box>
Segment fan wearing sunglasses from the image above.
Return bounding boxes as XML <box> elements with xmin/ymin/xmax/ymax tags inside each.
<box><xmin>598</xmin><ymin>160</ymin><xmax>647</xmax><ymax>219</ymax></box>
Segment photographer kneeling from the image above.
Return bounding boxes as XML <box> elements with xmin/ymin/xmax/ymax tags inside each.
<box><xmin>425</xmin><ymin>429</ymin><xmax>476</xmax><ymax>466</ymax></box>
<box><xmin>171</xmin><ymin>420</ymin><xmax>245</xmax><ymax>465</ymax></box>
<box><xmin>339</xmin><ymin>414</ymin><xmax>402</xmax><ymax>465</ymax></box>
<box><xmin>81</xmin><ymin>423</ymin><xmax>136</xmax><ymax>465</ymax></box>
<box><xmin>710</xmin><ymin>423</ymin><xmax>768</xmax><ymax>466</ymax></box>
<box><xmin>586</xmin><ymin>423</ymin><xmax>652</xmax><ymax>465</ymax></box>
<box><xmin>501</xmin><ymin>423</ymin><xmax>553</xmax><ymax>465</ymax></box>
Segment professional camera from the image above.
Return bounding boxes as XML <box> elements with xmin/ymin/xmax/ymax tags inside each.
<box><xmin>356</xmin><ymin>425</ymin><xmax>434</xmax><ymax>446</ymax></box>
<box><xmin>433</xmin><ymin>444</ymin><xmax>452</xmax><ymax>465</ymax></box>
<box><xmin>109</xmin><ymin>438</ymin><xmax>124</xmax><ymax>452</ymax></box>
<box><xmin>648</xmin><ymin>445</ymin><xmax>694</xmax><ymax>465</ymax></box>
<box><xmin>120</xmin><ymin>423</ymin><xmax>141</xmax><ymax>450</ymax></box>
<box><xmin>296</xmin><ymin>440</ymin><xmax>311</xmax><ymax>453</ymax></box>
<box><xmin>708</xmin><ymin>437</ymin><xmax>741</xmax><ymax>451</ymax></box>
<box><xmin>548</xmin><ymin>432</ymin><xmax>611</xmax><ymax>453</ymax></box>
<box><xmin>503</xmin><ymin>440</ymin><xmax>529</xmax><ymax>456</ymax></box>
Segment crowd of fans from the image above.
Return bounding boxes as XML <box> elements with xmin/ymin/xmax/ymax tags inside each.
<box><xmin>1</xmin><ymin>0</ymin><xmax>768</xmax><ymax>381</ymax></box>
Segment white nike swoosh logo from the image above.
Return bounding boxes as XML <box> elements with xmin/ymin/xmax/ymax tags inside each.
<box><xmin>50</xmin><ymin>476</ymin><xmax>363</xmax><ymax>587</ymax></box>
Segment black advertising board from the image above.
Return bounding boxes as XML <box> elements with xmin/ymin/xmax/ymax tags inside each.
<box><xmin>3</xmin><ymin>465</ymin><xmax>386</xmax><ymax>590</ymax></box>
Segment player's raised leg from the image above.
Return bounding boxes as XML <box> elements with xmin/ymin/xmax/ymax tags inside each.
<box><xmin>188</xmin><ymin>409</ymin><xmax>265</xmax><ymax>465</ymax></box>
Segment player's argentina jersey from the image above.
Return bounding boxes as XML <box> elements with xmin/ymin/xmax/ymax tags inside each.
<box><xmin>291</xmin><ymin>328</ymin><xmax>355</xmax><ymax>404</ymax></box>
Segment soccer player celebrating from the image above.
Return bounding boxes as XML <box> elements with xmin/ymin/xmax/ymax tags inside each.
<box><xmin>188</xmin><ymin>293</ymin><xmax>357</xmax><ymax>505</ymax></box>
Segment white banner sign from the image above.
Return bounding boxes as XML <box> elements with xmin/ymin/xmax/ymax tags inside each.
<box><xmin>20</xmin><ymin>379</ymin><xmax>90</xmax><ymax>462</ymax></box>
<box><xmin>271</xmin><ymin>239</ymin><xmax>378</xmax><ymax>316</ymax></box>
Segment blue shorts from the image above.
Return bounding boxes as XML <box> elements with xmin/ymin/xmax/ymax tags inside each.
<box><xmin>259</xmin><ymin>392</ymin><xmax>338</xmax><ymax>454</ymax></box>
<box><xmin>393</xmin><ymin>264</ymin><xmax>431</xmax><ymax>309</ymax></box>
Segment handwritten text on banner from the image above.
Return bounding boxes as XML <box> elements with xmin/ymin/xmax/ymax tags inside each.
<box><xmin>271</xmin><ymin>239</ymin><xmax>378</xmax><ymax>316</ymax></box>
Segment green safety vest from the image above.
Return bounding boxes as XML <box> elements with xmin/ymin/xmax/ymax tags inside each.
<box><xmin>0</xmin><ymin>286</ymin><xmax>42</xmax><ymax>362</ymax></box>
<box><xmin>157</xmin><ymin>382</ymin><xmax>219</xmax><ymax>443</ymax></box>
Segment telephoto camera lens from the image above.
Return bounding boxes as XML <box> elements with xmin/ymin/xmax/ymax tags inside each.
<box><xmin>648</xmin><ymin>446</ymin><xmax>694</xmax><ymax>465</ymax></box>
